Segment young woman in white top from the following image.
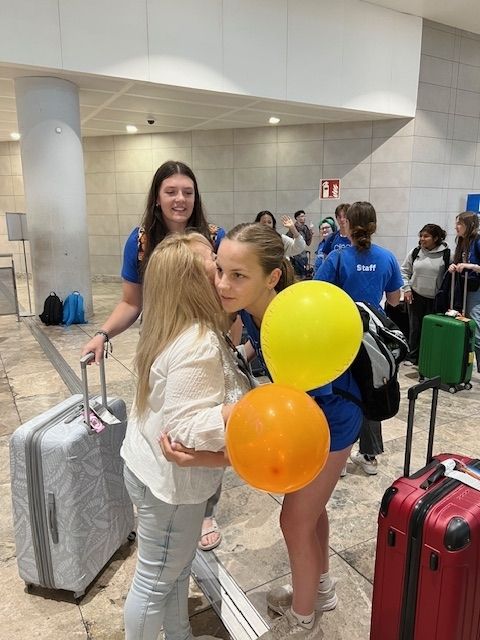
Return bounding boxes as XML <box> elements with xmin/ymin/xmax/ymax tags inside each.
<box><xmin>121</xmin><ymin>232</ymin><xmax>251</xmax><ymax>640</ymax></box>
<box><xmin>254</xmin><ymin>210</ymin><xmax>306</xmax><ymax>257</ymax></box>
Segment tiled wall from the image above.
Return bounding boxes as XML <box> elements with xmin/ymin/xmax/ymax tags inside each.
<box><xmin>1</xmin><ymin>20</ymin><xmax>480</xmax><ymax>278</ymax></box>
<box><xmin>411</xmin><ymin>20</ymin><xmax>480</xmax><ymax>251</ymax></box>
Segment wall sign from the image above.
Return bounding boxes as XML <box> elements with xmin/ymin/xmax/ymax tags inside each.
<box><xmin>320</xmin><ymin>179</ymin><xmax>340</xmax><ymax>200</ymax></box>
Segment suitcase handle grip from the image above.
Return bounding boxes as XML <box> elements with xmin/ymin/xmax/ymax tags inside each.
<box><xmin>407</xmin><ymin>376</ymin><xmax>441</xmax><ymax>401</ymax></box>
<box><xmin>450</xmin><ymin>268</ymin><xmax>470</xmax><ymax>316</ymax></box>
<box><xmin>80</xmin><ymin>352</ymin><xmax>108</xmax><ymax>427</ymax></box>
<box><xmin>404</xmin><ymin>377</ymin><xmax>441</xmax><ymax>477</ymax></box>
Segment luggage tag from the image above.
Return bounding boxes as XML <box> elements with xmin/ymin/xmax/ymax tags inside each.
<box><xmin>443</xmin><ymin>458</ymin><xmax>480</xmax><ymax>492</ymax></box>
<box><xmin>87</xmin><ymin>400</ymin><xmax>122</xmax><ymax>432</ymax></box>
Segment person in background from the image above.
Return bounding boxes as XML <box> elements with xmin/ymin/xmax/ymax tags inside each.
<box><xmin>288</xmin><ymin>210</ymin><xmax>313</xmax><ymax>278</ymax></box>
<box><xmin>121</xmin><ymin>232</ymin><xmax>251</xmax><ymax>640</ymax></box>
<box><xmin>81</xmin><ymin>160</ymin><xmax>226</xmax><ymax>552</ymax></box>
<box><xmin>254</xmin><ymin>210</ymin><xmax>306</xmax><ymax>257</ymax></box>
<box><xmin>314</xmin><ymin>216</ymin><xmax>337</xmax><ymax>272</ymax></box>
<box><xmin>400</xmin><ymin>224</ymin><xmax>449</xmax><ymax>367</ymax></box>
<box><xmin>315</xmin><ymin>201</ymin><xmax>402</xmax><ymax>476</ymax></box>
<box><xmin>448</xmin><ymin>211</ymin><xmax>480</xmax><ymax>372</ymax></box>
<box><xmin>321</xmin><ymin>203</ymin><xmax>351</xmax><ymax>257</ymax></box>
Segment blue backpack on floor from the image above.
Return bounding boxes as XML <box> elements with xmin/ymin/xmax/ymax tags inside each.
<box><xmin>63</xmin><ymin>291</ymin><xmax>87</xmax><ymax>326</ymax></box>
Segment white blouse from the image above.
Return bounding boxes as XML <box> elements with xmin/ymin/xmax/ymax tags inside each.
<box><xmin>282</xmin><ymin>233</ymin><xmax>306</xmax><ymax>257</ymax></box>
<box><xmin>121</xmin><ymin>324</ymin><xmax>251</xmax><ymax>505</ymax></box>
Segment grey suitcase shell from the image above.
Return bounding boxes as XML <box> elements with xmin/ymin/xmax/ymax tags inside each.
<box><xmin>9</xmin><ymin>354</ymin><xmax>134</xmax><ymax>598</ymax></box>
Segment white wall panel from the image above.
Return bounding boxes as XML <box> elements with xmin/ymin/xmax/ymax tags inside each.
<box><xmin>147</xmin><ymin>0</ymin><xmax>223</xmax><ymax>90</ymax></box>
<box><xmin>223</xmin><ymin>0</ymin><xmax>287</xmax><ymax>99</ymax></box>
<box><xmin>0</xmin><ymin>0</ymin><xmax>61</xmax><ymax>67</ymax></box>
<box><xmin>60</xmin><ymin>0</ymin><xmax>149</xmax><ymax>79</ymax></box>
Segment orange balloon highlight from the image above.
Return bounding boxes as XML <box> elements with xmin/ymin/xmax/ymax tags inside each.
<box><xmin>226</xmin><ymin>384</ymin><xmax>330</xmax><ymax>494</ymax></box>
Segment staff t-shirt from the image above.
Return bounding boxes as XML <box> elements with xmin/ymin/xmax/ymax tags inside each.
<box><xmin>315</xmin><ymin>244</ymin><xmax>403</xmax><ymax>312</ymax></box>
<box><xmin>322</xmin><ymin>231</ymin><xmax>351</xmax><ymax>256</ymax></box>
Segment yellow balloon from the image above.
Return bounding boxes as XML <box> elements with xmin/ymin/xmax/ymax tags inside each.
<box><xmin>261</xmin><ymin>281</ymin><xmax>362</xmax><ymax>390</ymax></box>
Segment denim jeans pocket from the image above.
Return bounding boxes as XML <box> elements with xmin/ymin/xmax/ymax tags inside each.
<box><xmin>123</xmin><ymin>466</ymin><xmax>147</xmax><ymax>505</ymax></box>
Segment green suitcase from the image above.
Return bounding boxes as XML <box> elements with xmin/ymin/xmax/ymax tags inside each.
<box><xmin>419</xmin><ymin>271</ymin><xmax>475</xmax><ymax>391</ymax></box>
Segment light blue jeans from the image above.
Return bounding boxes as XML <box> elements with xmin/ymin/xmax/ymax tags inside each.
<box><xmin>123</xmin><ymin>466</ymin><xmax>208</xmax><ymax>640</ymax></box>
<box><xmin>467</xmin><ymin>289</ymin><xmax>480</xmax><ymax>371</ymax></box>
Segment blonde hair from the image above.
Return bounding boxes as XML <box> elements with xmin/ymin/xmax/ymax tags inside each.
<box><xmin>226</xmin><ymin>223</ymin><xmax>295</xmax><ymax>291</ymax></box>
<box><xmin>134</xmin><ymin>232</ymin><xmax>228</xmax><ymax>417</ymax></box>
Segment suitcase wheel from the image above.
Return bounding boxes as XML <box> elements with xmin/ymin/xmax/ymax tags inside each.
<box><xmin>449</xmin><ymin>386</ymin><xmax>457</xmax><ymax>394</ymax></box>
<box><xmin>74</xmin><ymin>591</ymin><xmax>85</xmax><ymax>601</ymax></box>
<box><xmin>465</xmin><ymin>382</ymin><xmax>472</xmax><ymax>390</ymax></box>
<box><xmin>127</xmin><ymin>531</ymin><xmax>136</xmax><ymax>543</ymax></box>
<box><xmin>25</xmin><ymin>583</ymin><xmax>32</xmax><ymax>593</ymax></box>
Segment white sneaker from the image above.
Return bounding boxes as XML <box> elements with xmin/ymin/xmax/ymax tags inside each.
<box><xmin>350</xmin><ymin>452</ymin><xmax>378</xmax><ymax>475</ymax></box>
<box><xmin>267</xmin><ymin>580</ymin><xmax>338</xmax><ymax>615</ymax></box>
<box><xmin>340</xmin><ymin>465</ymin><xmax>347</xmax><ymax>478</ymax></box>
<box><xmin>258</xmin><ymin>609</ymin><xmax>323</xmax><ymax>640</ymax></box>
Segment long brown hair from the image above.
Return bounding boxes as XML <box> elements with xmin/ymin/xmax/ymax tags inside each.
<box><xmin>226</xmin><ymin>223</ymin><xmax>295</xmax><ymax>291</ymax></box>
<box><xmin>140</xmin><ymin>161</ymin><xmax>211</xmax><ymax>272</ymax></box>
<box><xmin>453</xmin><ymin>211</ymin><xmax>480</xmax><ymax>263</ymax></box>
<box><xmin>347</xmin><ymin>201</ymin><xmax>377</xmax><ymax>251</ymax></box>
<box><xmin>134</xmin><ymin>232</ymin><xmax>228</xmax><ymax>418</ymax></box>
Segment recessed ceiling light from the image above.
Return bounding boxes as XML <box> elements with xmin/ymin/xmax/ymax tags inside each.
<box><xmin>10</xmin><ymin>132</ymin><xmax>20</xmax><ymax>140</ymax></box>
<box><xmin>126</xmin><ymin>125</ymin><xmax>138</xmax><ymax>134</ymax></box>
<box><xmin>269</xmin><ymin>116</ymin><xmax>280</xmax><ymax>125</ymax></box>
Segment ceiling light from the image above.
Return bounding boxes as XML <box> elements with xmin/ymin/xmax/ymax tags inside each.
<box><xmin>269</xmin><ymin>116</ymin><xmax>280</xmax><ymax>125</ymax></box>
<box><xmin>126</xmin><ymin>125</ymin><xmax>138</xmax><ymax>134</ymax></box>
<box><xmin>10</xmin><ymin>132</ymin><xmax>20</xmax><ymax>140</ymax></box>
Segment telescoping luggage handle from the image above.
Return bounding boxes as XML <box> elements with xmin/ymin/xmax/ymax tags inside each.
<box><xmin>449</xmin><ymin>268</ymin><xmax>469</xmax><ymax>316</ymax></box>
<box><xmin>80</xmin><ymin>352</ymin><xmax>121</xmax><ymax>428</ymax></box>
<box><xmin>403</xmin><ymin>376</ymin><xmax>441</xmax><ymax>477</ymax></box>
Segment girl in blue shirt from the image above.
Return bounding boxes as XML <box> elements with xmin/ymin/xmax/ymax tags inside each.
<box><xmin>315</xmin><ymin>201</ymin><xmax>402</xmax><ymax>476</ymax></box>
<box><xmin>449</xmin><ymin>211</ymin><xmax>480</xmax><ymax>371</ymax></box>
<box><xmin>214</xmin><ymin>224</ymin><xmax>362</xmax><ymax>640</ymax></box>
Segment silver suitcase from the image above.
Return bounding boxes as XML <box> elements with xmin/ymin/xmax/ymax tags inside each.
<box><xmin>9</xmin><ymin>353</ymin><xmax>134</xmax><ymax>598</ymax></box>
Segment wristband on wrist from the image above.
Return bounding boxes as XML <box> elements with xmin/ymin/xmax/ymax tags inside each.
<box><xmin>94</xmin><ymin>330</ymin><xmax>113</xmax><ymax>358</ymax></box>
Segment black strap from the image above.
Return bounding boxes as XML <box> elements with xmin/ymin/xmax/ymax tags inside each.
<box><xmin>335</xmin><ymin>250</ymin><xmax>342</xmax><ymax>285</ymax></box>
<box><xmin>332</xmin><ymin>386</ymin><xmax>364</xmax><ymax>411</ymax></box>
<box><xmin>442</xmin><ymin>247</ymin><xmax>450</xmax><ymax>273</ymax></box>
<box><xmin>413</xmin><ymin>245</ymin><xmax>450</xmax><ymax>273</ymax></box>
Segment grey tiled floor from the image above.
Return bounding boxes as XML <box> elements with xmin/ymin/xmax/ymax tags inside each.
<box><xmin>1</xmin><ymin>282</ymin><xmax>479</xmax><ymax>639</ymax></box>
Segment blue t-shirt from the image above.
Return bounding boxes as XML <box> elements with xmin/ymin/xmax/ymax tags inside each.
<box><xmin>466</xmin><ymin>237</ymin><xmax>480</xmax><ymax>288</ymax></box>
<box><xmin>240</xmin><ymin>310</ymin><xmax>362</xmax><ymax>452</ymax></box>
<box><xmin>121</xmin><ymin>227</ymin><xmax>141</xmax><ymax>284</ymax></box>
<box><xmin>322</xmin><ymin>231</ymin><xmax>351</xmax><ymax>256</ymax></box>
<box><xmin>315</xmin><ymin>244</ymin><xmax>403</xmax><ymax>312</ymax></box>
<box><xmin>314</xmin><ymin>239</ymin><xmax>327</xmax><ymax>273</ymax></box>
<box><xmin>120</xmin><ymin>225</ymin><xmax>226</xmax><ymax>284</ymax></box>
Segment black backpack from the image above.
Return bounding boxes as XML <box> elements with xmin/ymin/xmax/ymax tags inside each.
<box><xmin>39</xmin><ymin>292</ymin><xmax>63</xmax><ymax>325</ymax></box>
<box><xmin>333</xmin><ymin>302</ymin><xmax>409</xmax><ymax>421</ymax></box>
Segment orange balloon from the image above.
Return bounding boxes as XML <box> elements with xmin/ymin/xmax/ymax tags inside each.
<box><xmin>226</xmin><ymin>384</ymin><xmax>330</xmax><ymax>494</ymax></box>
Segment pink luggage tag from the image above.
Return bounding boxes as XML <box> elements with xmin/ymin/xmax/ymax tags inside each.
<box><xmin>89</xmin><ymin>412</ymin><xmax>106</xmax><ymax>433</ymax></box>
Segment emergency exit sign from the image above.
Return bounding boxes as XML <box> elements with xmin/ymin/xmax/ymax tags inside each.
<box><xmin>320</xmin><ymin>179</ymin><xmax>340</xmax><ymax>199</ymax></box>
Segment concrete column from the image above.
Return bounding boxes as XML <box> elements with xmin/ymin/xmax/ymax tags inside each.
<box><xmin>14</xmin><ymin>76</ymin><xmax>93</xmax><ymax>317</ymax></box>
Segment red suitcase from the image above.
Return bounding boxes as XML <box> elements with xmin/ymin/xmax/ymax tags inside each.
<box><xmin>370</xmin><ymin>377</ymin><xmax>480</xmax><ymax>640</ymax></box>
